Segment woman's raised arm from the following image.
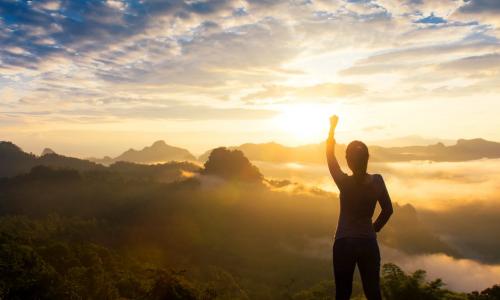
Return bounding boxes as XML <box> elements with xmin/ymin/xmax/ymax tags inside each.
<box><xmin>326</xmin><ymin>115</ymin><xmax>347</xmax><ymax>187</ymax></box>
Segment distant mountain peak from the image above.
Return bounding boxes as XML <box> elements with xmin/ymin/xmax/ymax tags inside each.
<box><xmin>151</xmin><ymin>140</ymin><xmax>167</xmax><ymax>147</ymax></box>
<box><xmin>41</xmin><ymin>148</ymin><xmax>56</xmax><ymax>156</ymax></box>
<box><xmin>91</xmin><ymin>140</ymin><xmax>197</xmax><ymax>165</ymax></box>
<box><xmin>456</xmin><ymin>138</ymin><xmax>487</xmax><ymax>145</ymax></box>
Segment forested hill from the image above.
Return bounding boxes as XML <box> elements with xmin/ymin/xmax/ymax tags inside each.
<box><xmin>0</xmin><ymin>141</ymin><xmax>199</xmax><ymax>178</ymax></box>
<box><xmin>0</xmin><ymin>141</ymin><xmax>105</xmax><ymax>178</ymax></box>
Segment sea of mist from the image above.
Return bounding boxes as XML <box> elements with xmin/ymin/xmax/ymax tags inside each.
<box><xmin>254</xmin><ymin>158</ymin><xmax>500</xmax><ymax>292</ymax></box>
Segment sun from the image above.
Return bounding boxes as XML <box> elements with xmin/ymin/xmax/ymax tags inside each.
<box><xmin>272</xmin><ymin>104</ymin><xmax>341</xmax><ymax>144</ymax></box>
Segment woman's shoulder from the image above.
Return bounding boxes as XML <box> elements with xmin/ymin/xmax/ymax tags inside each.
<box><xmin>350</xmin><ymin>173</ymin><xmax>382</xmax><ymax>185</ymax></box>
<box><xmin>369</xmin><ymin>173</ymin><xmax>385</xmax><ymax>184</ymax></box>
<box><xmin>370</xmin><ymin>174</ymin><xmax>388</xmax><ymax>191</ymax></box>
<box><xmin>345</xmin><ymin>173</ymin><xmax>385</xmax><ymax>186</ymax></box>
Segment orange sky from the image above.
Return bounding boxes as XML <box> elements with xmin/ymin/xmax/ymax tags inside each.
<box><xmin>1</xmin><ymin>0</ymin><xmax>499</xmax><ymax>157</ymax></box>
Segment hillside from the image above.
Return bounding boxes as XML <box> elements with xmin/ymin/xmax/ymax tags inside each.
<box><xmin>0</xmin><ymin>141</ymin><xmax>105</xmax><ymax>178</ymax></box>
<box><xmin>0</xmin><ymin>141</ymin><xmax>200</xmax><ymax>179</ymax></box>
<box><xmin>0</xmin><ymin>144</ymin><xmax>498</xmax><ymax>298</ymax></box>
<box><xmin>0</xmin><ymin>147</ymin><xmax>484</xmax><ymax>299</ymax></box>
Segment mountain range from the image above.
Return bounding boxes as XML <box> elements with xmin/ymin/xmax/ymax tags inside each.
<box><xmin>199</xmin><ymin>138</ymin><xmax>500</xmax><ymax>164</ymax></box>
<box><xmin>2</xmin><ymin>138</ymin><xmax>500</xmax><ymax>178</ymax></box>
<box><xmin>87</xmin><ymin>140</ymin><xmax>196</xmax><ymax>165</ymax></box>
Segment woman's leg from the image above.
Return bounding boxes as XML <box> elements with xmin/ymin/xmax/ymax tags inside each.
<box><xmin>333</xmin><ymin>238</ymin><xmax>356</xmax><ymax>300</ymax></box>
<box><xmin>357</xmin><ymin>239</ymin><xmax>382</xmax><ymax>300</ymax></box>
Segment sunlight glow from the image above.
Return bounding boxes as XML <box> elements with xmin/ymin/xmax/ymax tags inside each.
<box><xmin>272</xmin><ymin>104</ymin><xmax>342</xmax><ymax>144</ymax></box>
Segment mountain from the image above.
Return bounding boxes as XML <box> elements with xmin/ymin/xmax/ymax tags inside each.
<box><xmin>369</xmin><ymin>135</ymin><xmax>454</xmax><ymax>147</ymax></box>
<box><xmin>41</xmin><ymin>148</ymin><xmax>56</xmax><ymax>156</ymax></box>
<box><xmin>199</xmin><ymin>138</ymin><xmax>500</xmax><ymax>164</ymax></box>
<box><xmin>0</xmin><ymin>141</ymin><xmax>38</xmax><ymax>178</ymax></box>
<box><xmin>202</xmin><ymin>147</ymin><xmax>263</xmax><ymax>182</ymax></box>
<box><xmin>4</xmin><ymin>138</ymin><xmax>500</xmax><ymax>179</ymax></box>
<box><xmin>370</xmin><ymin>138</ymin><xmax>500</xmax><ymax>162</ymax></box>
<box><xmin>0</xmin><ymin>141</ymin><xmax>104</xmax><ymax>178</ymax></box>
<box><xmin>89</xmin><ymin>140</ymin><xmax>196</xmax><ymax>165</ymax></box>
<box><xmin>198</xmin><ymin>142</ymin><xmax>327</xmax><ymax>163</ymax></box>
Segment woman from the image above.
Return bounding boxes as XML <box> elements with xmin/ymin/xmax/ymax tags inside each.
<box><xmin>326</xmin><ymin>115</ymin><xmax>393</xmax><ymax>300</ymax></box>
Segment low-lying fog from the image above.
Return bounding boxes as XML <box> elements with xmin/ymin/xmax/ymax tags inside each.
<box><xmin>255</xmin><ymin>158</ymin><xmax>500</xmax><ymax>292</ymax></box>
<box><xmin>255</xmin><ymin>158</ymin><xmax>500</xmax><ymax>208</ymax></box>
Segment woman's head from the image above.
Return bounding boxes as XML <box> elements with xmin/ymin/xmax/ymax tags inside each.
<box><xmin>346</xmin><ymin>140</ymin><xmax>369</xmax><ymax>175</ymax></box>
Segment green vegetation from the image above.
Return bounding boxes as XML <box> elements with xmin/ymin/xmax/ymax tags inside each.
<box><xmin>0</xmin><ymin>147</ymin><xmax>498</xmax><ymax>299</ymax></box>
<box><xmin>1</xmin><ymin>215</ymin><xmax>497</xmax><ymax>299</ymax></box>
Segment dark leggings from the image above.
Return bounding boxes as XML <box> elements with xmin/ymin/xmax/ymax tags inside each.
<box><xmin>333</xmin><ymin>237</ymin><xmax>382</xmax><ymax>300</ymax></box>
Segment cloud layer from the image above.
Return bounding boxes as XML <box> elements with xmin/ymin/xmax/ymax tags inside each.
<box><xmin>1</xmin><ymin>0</ymin><xmax>500</xmax><ymax>151</ymax></box>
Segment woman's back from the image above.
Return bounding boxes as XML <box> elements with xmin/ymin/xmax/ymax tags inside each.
<box><xmin>335</xmin><ymin>174</ymin><xmax>390</xmax><ymax>240</ymax></box>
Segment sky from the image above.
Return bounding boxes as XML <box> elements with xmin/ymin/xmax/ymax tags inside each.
<box><xmin>1</xmin><ymin>0</ymin><xmax>500</xmax><ymax>157</ymax></box>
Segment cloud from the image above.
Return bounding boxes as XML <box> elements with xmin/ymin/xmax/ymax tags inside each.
<box><xmin>419</xmin><ymin>201</ymin><xmax>500</xmax><ymax>264</ymax></box>
<box><xmin>2</xmin><ymin>103</ymin><xmax>278</xmax><ymax>122</ymax></box>
<box><xmin>381</xmin><ymin>246</ymin><xmax>500</xmax><ymax>292</ymax></box>
<box><xmin>35</xmin><ymin>1</ymin><xmax>61</xmax><ymax>11</ymax></box>
<box><xmin>97</xmin><ymin>104</ymin><xmax>279</xmax><ymax>121</ymax></box>
<box><xmin>338</xmin><ymin>30</ymin><xmax>500</xmax><ymax>101</ymax></box>
<box><xmin>242</xmin><ymin>82</ymin><xmax>366</xmax><ymax>103</ymax></box>
<box><xmin>437</xmin><ymin>53</ymin><xmax>500</xmax><ymax>74</ymax></box>
<box><xmin>97</xmin><ymin>17</ymin><xmax>300</xmax><ymax>87</ymax></box>
<box><xmin>255</xmin><ymin>157</ymin><xmax>500</xmax><ymax>265</ymax></box>
<box><xmin>339</xmin><ymin>37</ymin><xmax>499</xmax><ymax>77</ymax></box>
<box><xmin>1</xmin><ymin>0</ymin><xmax>500</xmax><ymax>136</ymax></box>
<box><xmin>344</xmin><ymin>40</ymin><xmax>499</xmax><ymax>67</ymax></box>
<box><xmin>0</xmin><ymin>0</ymin><xmax>238</xmax><ymax>73</ymax></box>
<box><xmin>377</xmin><ymin>0</ymin><xmax>462</xmax><ymax>21</ymax></box>
<box><xmin>454</xmin><ymin>0</ymin><xmax>500</xmax><ymax>30</ymax></box>
<box><xmin>458</xmin><ymin>0</ymin><xmax>500</xmax><ymax>14</ymax></box>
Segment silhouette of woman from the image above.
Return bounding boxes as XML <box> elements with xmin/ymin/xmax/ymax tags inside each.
<box><xmin>326</xmin><ymin>115</ymin><xmax>393</xmax><ymax>300</ymax></box>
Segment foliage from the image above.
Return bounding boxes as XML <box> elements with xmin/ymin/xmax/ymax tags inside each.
<box><xmin>381</xmin><ymin>263</ymin><xmax>467</xmax><ymax>300</ymax></box>
<box><xmin>0</xmin><ymin>151</ymin><xmax>498</xmax><ymax>299</ymax></box>
<box><xmin>467</xmin><ymin>284</ymin><xmax>500</xmax><ymax>300</ymax></box>
<box><xmin>0</xmin><ymin>216</ymin><xmax>201</xmax><ymax>299</ymax></box>
<box><xmin>203</xmin><ymin>147</ymin><xmax>263</xmax><ymax>182</ymax></box>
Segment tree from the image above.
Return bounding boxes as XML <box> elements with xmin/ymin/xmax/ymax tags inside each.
<box><xmin>381</xmin><ymin>263</ymin><xmax>467</xmax><ymax>300</ymax></box>
<box><xmin>467</xmin><ymin>284</ymin><xmax>500</xmax><ymax>300</ymax></box>
<box><xmin>203</xmin><ymin>148</ymin><xmax>262</xmax><ymax>182</ymax></box>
